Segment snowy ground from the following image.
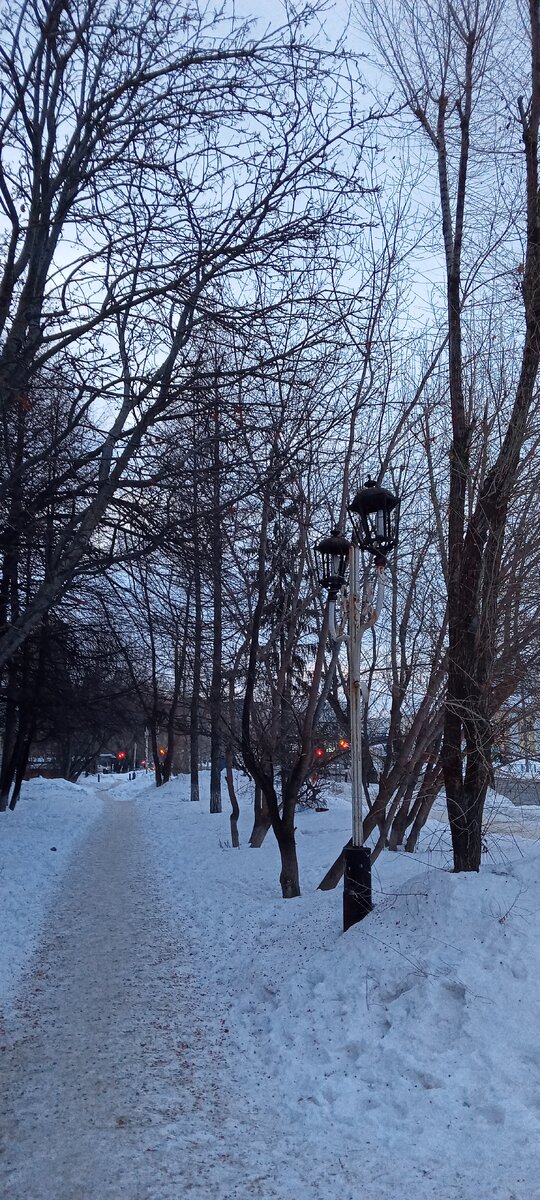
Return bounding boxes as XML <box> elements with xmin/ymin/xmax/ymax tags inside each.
<box><xmin>1</xmin><ymin>772</ymin><xmax>540</xmax><ymax>1199</ymax></box>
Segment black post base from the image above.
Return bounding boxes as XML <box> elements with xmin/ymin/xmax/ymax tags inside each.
<box><xmin>343</xmin><ymin>845</ymin><xmax>372</xmax><ymax>931</ymax></box>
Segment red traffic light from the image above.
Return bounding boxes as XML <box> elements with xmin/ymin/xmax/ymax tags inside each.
<box><xmin>314</xmin><ymin>746</ymin><xmax>326</xmax><ymax>760</ymax></box>
<box><xmin>117</xmin><ymin>751</ymin><xmax>126</xmax><ymax>760</ymax></box>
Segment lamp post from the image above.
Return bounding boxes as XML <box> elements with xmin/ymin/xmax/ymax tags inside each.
<box><xmin>316</xmin><ymin>478</ymin><xmax>399</xmax><ymax>931</ymax></box>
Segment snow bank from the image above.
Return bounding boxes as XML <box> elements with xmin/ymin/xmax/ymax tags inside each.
<box><xmin>144</xmin><ymin>773</ymin><xmax>540</xmax><ymax>1200</ymax></box>
<box><xmin>0</xmin><ymin>776</ymin><xmax>103</xmax><ymax>1004</ymax></box>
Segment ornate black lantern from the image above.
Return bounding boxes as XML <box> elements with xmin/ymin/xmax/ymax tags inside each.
<box><xmin>315</xmin><ymin>528</ymin><xmax>351</xmax><ymax>597</ymax></box>
<box><xmin>348</xmin><ymin>478</ymin><xmax>399</xmax><ymax>556</ymax></box>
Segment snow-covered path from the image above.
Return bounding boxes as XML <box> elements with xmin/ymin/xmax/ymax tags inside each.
<box><xmin>1</xmin><ymin>797</ymin><xmax>204</xmax><ymax>1199</ymax></box>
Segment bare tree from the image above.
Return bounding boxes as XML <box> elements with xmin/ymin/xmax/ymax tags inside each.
<box><xmin>359</xmin><ymin>0</ymin><xmax>540</xmax><ymax>870</ymax></box>
<box><xmin>0</xmin><ymin>0</ymin><xmax>371</xmax><ymax>676</ymax></box>
<box><xmin>240</xmin><ymin>471</ymin><xmax>331</xmax><ymax>897</ymax></box>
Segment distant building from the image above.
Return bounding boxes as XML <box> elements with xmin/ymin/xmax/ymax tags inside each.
<box><xmin>97</xmin><ymin>753</ymin><xmax>116</xmax><ymax>774</ymax></box>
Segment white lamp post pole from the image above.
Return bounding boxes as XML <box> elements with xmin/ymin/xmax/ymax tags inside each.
<box><xmin>327</xmin><ymin>545</ymin><xmax>386</xmax><ymax>929</ymax></box>
<box><xmin>348</xmin><ymin>545</ymin><xmax>387</xmax><ymax>850</ymax></box>
<box><xmin>349</xmin><ymin>542</ymin><xmax>364</xmax><ymax>850</ymax></box>
<box><xmin>341</xmin><ymin>548</ymin><xmax>386</xmax><ymax>929</ymax></box>
<box><xmin>316</xmin><ymin>477</ymin><xmax>399</xmax><ymax>931</ymax></box>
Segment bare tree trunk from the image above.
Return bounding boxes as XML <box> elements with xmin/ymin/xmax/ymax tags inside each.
<box><xmin>249</xmin><ymin>783</ymin><xmax>271</xmax><ymax>847</ymax></box>
<box><xmin>0</xmin><ymin>422</ymin><xmax>24</xmax><ymax>810</ymax></box>
<box><xmin>225</xmin><ymin>747</ymin><xmax>240</xmax><ymax>848</ymax></box>
<box><xmin>318</xmin><ymin>838</ymin><xmax>352</xmax><ymax>891</ymax></box>
<box><xmin>404</xmin><ymin>763</ymin><xmax>444</xmax><ymax>853</ymax></box>
<box><xmin>0</xmin><ymin>659</ymin><xmax>18</xmax><ymax>810</ymax></box>
<box><xmin>387</xmin><ymin>780</ymin><xmax>416</xmax><ymax>851</ymax></box>
<box><xmin>9</xmin><ymin>734</ymin><xmax>33</xmax><ymax>811</ymax></box>
<box><xmin>190</xmin><ymin>494</ymin><xmax>202</xmax><ymax>804</ymax></box>
<box><xmin>276</xmin><ymin>814</ymin><xmax>301</xmax><ymax>898</ymax></box>
<box><xmin>7</xmin><ymin>631</ymin><xmax>43</xmax><ymax>810</ymax></box>
<box><xmin>209</xmin><ymin>397</ymin><xmax>222</xmax><ymax>813</ymax></box>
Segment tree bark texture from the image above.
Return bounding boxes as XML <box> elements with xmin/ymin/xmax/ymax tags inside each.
<box><xmin>249</xmin><ymin>783</ymin><xmax>271</xmax><ymax>847</ymax></box>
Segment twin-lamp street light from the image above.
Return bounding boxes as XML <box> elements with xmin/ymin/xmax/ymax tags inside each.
<box><xmin>315</xmin><ymin>478</ymin><xmax>399</xmax><ymax>932</ymax></box>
